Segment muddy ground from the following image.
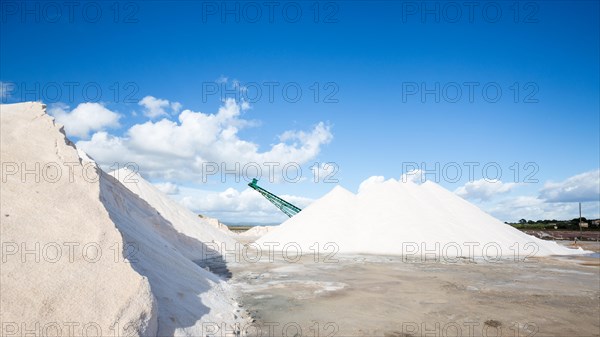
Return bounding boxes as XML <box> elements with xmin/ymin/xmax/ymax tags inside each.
<box><xmin>229</xmin><ymin>241</ymin><xmax>600</xmax><ymax>337</ymax></box>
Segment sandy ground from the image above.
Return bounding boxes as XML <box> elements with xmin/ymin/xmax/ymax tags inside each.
<box><xmin>229</xmin><ymin>241</ymin><xmax>600</xmax><ymax>337</ymax></box>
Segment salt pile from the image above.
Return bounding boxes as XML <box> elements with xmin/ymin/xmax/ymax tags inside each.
<box><xmin>258</xmin><ymin>178</ymin><xmax>586</xmax><ymax>258</ymax></box>
<box><xmin>1</xmin><ymin>102</ymin><xmax>156</xmax><ymax>335</ymax></box>
<box><xmin>109</xmin><ymin>167</ymin><xmax>237</xmax><ymax>261</ymax></box>
<box><xmin>201</xmin><ymin>215</ymin><xmax>236</xmax><ymax>235</ymax></box>
<box><xmin>258</xmin><ymin>186</ymin><xmax>357</xmax><ymax>247</ymax></box>
<box><xmin>240</xmin><ymin>225</ymin><xmax>276</xmax><ymax>237</ymax></box>
<box><xmin>1</xmin><ymin>102</ymin><xmax>245</xmax><ymax>336</ymax></box>
<box><xmin>100</xmin><ymin>169</ymin><xmax>246</xmax><ymax>335</ymax></box>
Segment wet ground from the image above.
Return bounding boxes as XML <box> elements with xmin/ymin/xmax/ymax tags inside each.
<box><xmin>229</xmin><ymin>242</ymin><xmax>600</xmax><ymax>337</ymax></box>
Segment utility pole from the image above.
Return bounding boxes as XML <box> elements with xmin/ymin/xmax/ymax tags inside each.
<box><xmin>579</xmin><ymin>202</ymin><xmax>583</xmax><ymax>234</ymax></box>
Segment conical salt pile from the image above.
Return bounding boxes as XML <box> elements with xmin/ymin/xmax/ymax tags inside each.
<box><xmin>258</xmin><ymin>177</ymin><xmax>586</xmax><ymax>258</ymax></box>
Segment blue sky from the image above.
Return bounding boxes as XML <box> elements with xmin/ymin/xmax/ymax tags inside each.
<box><xmin>2</xmin><ymin>0</ymin><xmax>599</xmax><ymax>223</ymax></box>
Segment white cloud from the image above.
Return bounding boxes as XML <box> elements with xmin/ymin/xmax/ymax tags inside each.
<box><xmin>170</xmin><ymin>101</ymin><xmax>183</xmax><ymax>113</ymax></box>
<box><xmin>78</xmin><ymin>98</ymin><xmax>333</xmax><ymax>182</ymax></box>
<box><xmin>468</xmin><ymin>170</ymin><xmax>600</xmax><ymax>222</ymax></box>
<box><xmin>138</xmin><ymin>95</ymin><xmax>182</xmax><ymax>119</ymax></box>
<box><xmin>539</xmin><ymin>169</ymin><xmax>600</xmax><ymax>202</ymax></box>
<box><xmin>153</xmin><ymin>182</ymin><xmax>179</xmax><ymax>195</ymax></box>
<box><xmin>454</xmin><ymin>179</ymin><xmax>517</xmax><ymax>201</ymax></box>
<box><xmin>176</xmin><ymin>186</ymin><xmax>313</xmax><ymax>224</ymax></box>
<box><xmin>485</xmin><ymin>196</ymin><xmax>599</xmax><ymax>222</ymax></box>
<box><xmin>49</xmin><ymin>102</ymin><xmax>121</xmax><ymax>139</ymax></box>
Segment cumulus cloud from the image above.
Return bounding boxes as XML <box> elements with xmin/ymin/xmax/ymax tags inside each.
<box><xmin>139</xmin><ymin>95</ymin><xmax>182</xmax><ymax>119</ymax></box>
<box><xmin>470</xmin><ymin>170</ymin><xmax>600</xmax><ymax>222</ymax></box>
<box><xmin>454</xmin><ymin>179</ymin><xmax>517</xmax><ymax>201</ymax></box>
<box><xmin>78</xmin><ymin>98</ymin><xmax>333</xmax><ymax>182</ymax></box>
<box><xmin>177</xmin><ymin>186</ymin><xmax>313</xmax><ymax>223</ymax></box>
<box><xmin>539</xmin><ymin>169</ymin><xmax>600</xmax><ymax>202</ymax></box>
<box><xmin>49</xmin><ymin>102</ymin><xmax>121</xmax><ymax>139</ymax></box>
<box><xmin>153</xmin><ymin>182</ymin><xmax>179</xmax><ymax>195</ymax></box>
<box><xmin>170</xmin><ymin>101</ymin><xmax>183</xmax><ymax>113</ymax></box>
<box><xmin>485</xmin><ymin>196</ymin><xmax>600</xmax><ymax>222</ymax></box>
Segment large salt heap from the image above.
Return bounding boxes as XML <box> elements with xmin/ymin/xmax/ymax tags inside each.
<box><xmin>108</xmin><ymin>167</ymin><xmax>237</xmax><ymax>261</ymax></box>
<box><xmin>239</xmin><ymin>225</ymin><xmax>276</xmax><ymax>238</ymax></box>
<box><xmin>1</xmin><ymin>102</ymin><xmax>245</xmax><ymax>337</ymax></box>
<box><xmin>99</xmin><ymin>169</ymin><xmax>245</xmax><ymax>336</ymax></box>
<box><xmin>0</xmin><ymin>102</ymin><xmax>156</xmax><ymax>336</ymax></box>
<box><xmin>258</xmin><ymin>177</ymin><xmax>585</xmax><ymax>258</ymax></box>
<box><xmin>258</xmin><ymin>186</ymin><xmax>357</xmax><ymax>247</ymax></box>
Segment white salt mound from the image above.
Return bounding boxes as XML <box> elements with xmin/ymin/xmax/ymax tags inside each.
<box><xmin>259</xmin><ymin>186</ymin><xmax>357</xmax><ymax>247</ymax></box>
<box><xmin>202</xmin><ymin>215</ymin><xmax>236</xmax><ymax>235</ymax></box>
<box><xmin>1</xmin><ymin>102</ymin><xmax>245</xmax><ymax>337</ymax></box>
<box><xmin>109</xmin><ymin>167</ymin><xmax>237</xmax><ymax>261</ymax></box>
<box><xmin>99</xmin><ymin>170</ymin><xmax>245</xmax><ymax>336</ymax></box>
<box><xmin>258</xmin><ymin>178</ymin><xmax>586</xmax><ymax>258</ymax></box>
<box><xmin>0</xmin><ymin>102</ymin><xmax>156</xmax><ymax>336</ymax></box>
<box><xmin>239</xmin><ymin>225</ymin><xmax>277</xmax><ymax>237</ymax></box>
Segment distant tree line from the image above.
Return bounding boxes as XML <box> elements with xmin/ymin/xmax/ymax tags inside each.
<box><xmin>507</xmin><ymin>218</ymin><xmax>600</xmax><ymax>230</ymax></box>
